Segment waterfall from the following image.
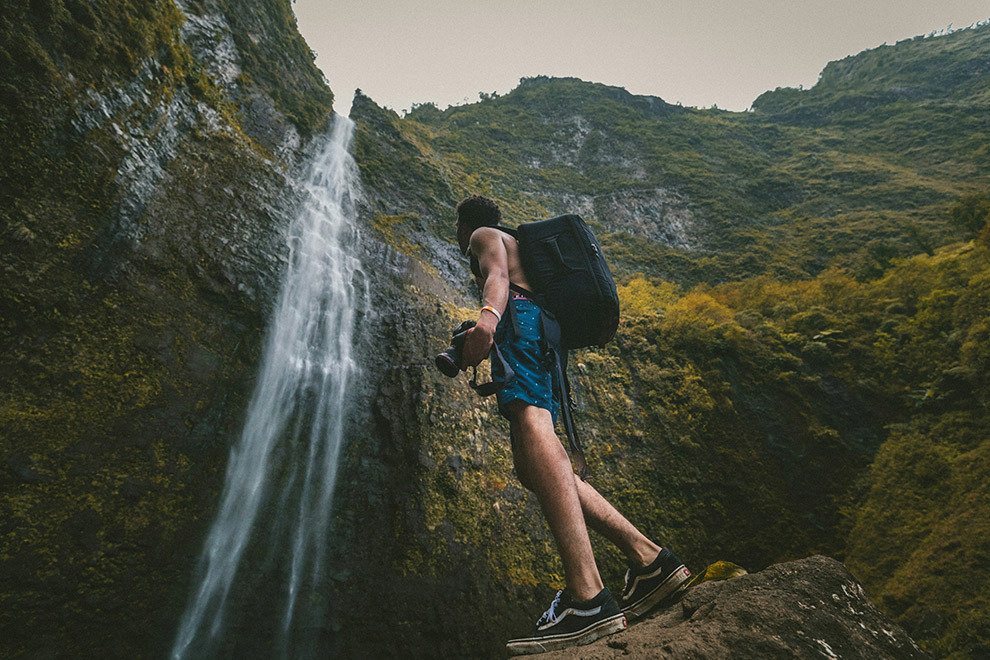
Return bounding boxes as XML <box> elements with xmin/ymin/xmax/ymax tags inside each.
<box><xmin>172</xmin><ymin>114</ymin><xmax>366</xmax><ymax>659</ymax></box>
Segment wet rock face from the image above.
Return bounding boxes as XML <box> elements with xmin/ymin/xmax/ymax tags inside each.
<box><xmin>0</xmin><ymin>1</ymin><xmax>331</xmax><ymax>658</ymax></box>
<box><xmin>543</xmin><ymin>556</ymin><xmax>928</xmax><ymax>660</ymax></box>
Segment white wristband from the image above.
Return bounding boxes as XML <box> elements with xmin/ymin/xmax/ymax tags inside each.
<box><xmin>481</xmin><ymin>305</ymin><xmax>502</xmax><ymax>322</ymax></box>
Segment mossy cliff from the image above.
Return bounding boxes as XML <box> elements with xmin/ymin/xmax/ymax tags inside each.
<box><xmin>1</xmin><ymin>0</ymin><xmax>331</xmax><ymax>657</ymax></box>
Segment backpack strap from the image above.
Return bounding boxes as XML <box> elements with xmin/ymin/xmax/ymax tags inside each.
<box><xmin>469</xmin><ymin>342</ymin><xmax>515</xmax><ymax>397</ymax></box>
<box><xmin>538</xmin><ymin>311</ymin><xmax>590</xmax><ymax>480</ymax></box>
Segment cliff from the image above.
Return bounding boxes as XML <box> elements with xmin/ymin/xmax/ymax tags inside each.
<box><xmin>1</xmin><ymin>0</ymin><xmax>332</xmax><ymax>656</ymax></box>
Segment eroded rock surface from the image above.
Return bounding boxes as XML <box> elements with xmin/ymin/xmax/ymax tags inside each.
<box><xmin>541</xmin><ymin>556</ymin><xmax>927</xmax><ymax>660</ymax></box>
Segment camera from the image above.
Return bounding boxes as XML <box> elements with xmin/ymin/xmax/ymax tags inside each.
<box><xmin>435</xmin><ymin>320</ymin><xmax>477</xmax><ymax>377</ymax></box>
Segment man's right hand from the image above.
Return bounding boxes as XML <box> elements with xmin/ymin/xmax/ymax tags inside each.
<box><xmin>460</xmin><ymin>319</ymin><xmax>496</xmax><ymax>368</ymax></box>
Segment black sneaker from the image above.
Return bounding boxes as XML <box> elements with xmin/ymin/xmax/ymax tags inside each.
<box><xmin>506</xmin><ymin>587</ymin><xmax>627</xmax><ymax>656</ymax></box>
<box><xmin>620</xmin><ymin>547</ymin><xmax>691</xmax><ymax>620</ymax></box>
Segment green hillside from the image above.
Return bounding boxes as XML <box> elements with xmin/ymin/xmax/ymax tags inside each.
<box><xmin>350</xmin><ymin>23</ymin><xmax>990</xmax><ymax>659</ymax></box>
<box><xmin>357</xmin><ymin>24</ymin><xmax>989</xmax><ymax>287</ymax></box>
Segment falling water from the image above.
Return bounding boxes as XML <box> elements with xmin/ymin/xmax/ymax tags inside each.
<box><xmin>172</xmin><ymin>115</ymin><xmax>366</xmax><ymax>659</ymax></box>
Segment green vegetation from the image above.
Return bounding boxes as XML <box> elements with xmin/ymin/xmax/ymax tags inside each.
<box><xmin>949</xmin><ymin>191</ymin><xmax>990</xmax><ymax>239</ymax></box>
<box><xmin>754</xmin><ymin>24</ymin><xmax>990</xmax><ymax>117</ymax></box>
<box><xmin>0</xmin><ymin>0</ymin><xmax>186</xmax><ymax>83</ymax></box>
<box><xmin>359</xmin><ymin>26</ymin><xmax>990</xmax><ymax>288</ymax></box>
<box><xmin>213</xmin><ymin>0</ymin><xmax>333</xmax><ymax>135</ymax></box>
<box><xmin>351</xmin><ymin>24</ymin><xmax>990</xmax><ymax>659</ymax></box>
<box><xmin>604</xmin><ymin>234</ymin><xmax>989</xmax><ymax>657</ymax></box>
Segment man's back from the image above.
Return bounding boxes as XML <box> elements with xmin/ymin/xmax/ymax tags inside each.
<box><xmin>469</xmin><ymin>226</ymin><xmax>535</xmax><ymax>294</ymax></box>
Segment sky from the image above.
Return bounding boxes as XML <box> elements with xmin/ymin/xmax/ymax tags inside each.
<box><xmin>292</xmin><ymin>0</ymin><xmax>990</xmax><ymax>116</ymax></box>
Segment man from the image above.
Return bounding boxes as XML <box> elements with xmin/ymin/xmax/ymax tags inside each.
<box><xmin>453</xmin><ymin>195</ymin><xmax>690</xmax><ymax>655</ymax></box>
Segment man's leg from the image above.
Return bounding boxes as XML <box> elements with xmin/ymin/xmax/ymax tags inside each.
<box><xmin>508</xmin><ymin>401</ymin><xmax>603</xmax><ymax>601</ymax></box>
<box><xmin>573</xmin><ymin>477</ymin><xmax>690</xmax><ymax>620</ymax></box>
<box><xmin>574</xmin><ymin>477</ymin><xmax>660</xmax><ymax>569</ymax></box>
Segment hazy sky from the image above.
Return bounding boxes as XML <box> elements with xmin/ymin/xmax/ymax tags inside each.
<box><xmin>292</xmin><ymin>0</ymin><xmax>989</xmax><ymax>116</ymax></box>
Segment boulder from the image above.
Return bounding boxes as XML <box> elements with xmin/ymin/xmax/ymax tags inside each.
<box><xmin>540</xmin><ymin>556</ymin><xmax>927</xmax><ymax>659</ymax></box>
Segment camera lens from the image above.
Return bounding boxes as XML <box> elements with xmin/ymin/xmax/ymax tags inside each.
<box><xmin>435</xmin><ymin>349</ymin><xmax>461</xmax><ymax>377</ymax></box>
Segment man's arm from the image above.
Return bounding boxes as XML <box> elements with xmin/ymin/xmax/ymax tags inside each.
<box><xmin>461</xmin><ymin>228</ymin><xmax>509</xmax><ymax>367</ymax></box>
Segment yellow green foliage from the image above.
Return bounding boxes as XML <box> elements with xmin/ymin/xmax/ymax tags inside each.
<box><xmin>372</xmin><ymin>214</ymin><xmax>429</xmax><ymax>261</ymax></box>
<box><xmin>617</xmin><ymin>275</ymin><xmax>681</xmax><ymax>316</ymax></box>
<box><xmin>722</xmin><ymin>244</ymin><xmax>989</xmax><ymax>657</ymax></box>
<box><xmin>212</xmin><ymin>0</ymin><xmax>333</xmax><ymax>135</ymax></box>
<box><xmin>949</xmin><ymin>193</ymin><xmax>990</xmax><ymax>236</ymax></box>
<box><xmin>690</xmin><ymin>561</ymin><xmax>749</xmax><ymax>587</ymax></box>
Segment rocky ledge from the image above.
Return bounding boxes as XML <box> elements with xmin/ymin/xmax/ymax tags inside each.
<box><xmin>541</xmin><ymin>556</ymin><xmax>927</xmax><ymax>659</ymax></box>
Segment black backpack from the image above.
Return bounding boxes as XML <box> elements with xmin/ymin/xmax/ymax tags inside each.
<box><xmin>516</xmin><ymin>214</ymin><xmax>619</xmax><ymax>350</ymax></box>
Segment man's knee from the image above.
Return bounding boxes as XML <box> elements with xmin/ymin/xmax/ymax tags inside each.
<box><xmin>507</xmin><ymin>402</ymin><xmax>546</xmax><ymax>491</ymax></box>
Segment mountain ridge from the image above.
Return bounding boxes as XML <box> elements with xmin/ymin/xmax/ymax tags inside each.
<box><xmin>354</xmin><ymin>25</ymin><xmax>989</xmax><ymax>286</ymax></box>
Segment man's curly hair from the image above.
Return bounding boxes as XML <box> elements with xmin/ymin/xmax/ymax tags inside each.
<box><xmin>456</xmin><ymin>195</ymin><xmax>502</xmax><ymax>230</ymax></box>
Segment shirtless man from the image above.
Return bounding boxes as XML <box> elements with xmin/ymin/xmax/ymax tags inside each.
<box><xmin>453</xmin><ymin>195</ymin><xmax>690</xmax><ymax>655</ymax></box>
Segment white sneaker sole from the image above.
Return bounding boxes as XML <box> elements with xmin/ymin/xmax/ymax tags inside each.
<box><xmin>506</xmin><ymin>612</ymin><xmax>627</xmax><ymax>656</ymax></box>
<box><xmin>621</xmin><ymin>565</ymin><xmax>691</xmax><ymax>620</ymax></box>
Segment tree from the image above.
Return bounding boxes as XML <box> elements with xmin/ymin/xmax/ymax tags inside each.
<box><xmin>948</xmin><ymin>192</ymin><xmax>990</xmax><ymax>236</ymax></box>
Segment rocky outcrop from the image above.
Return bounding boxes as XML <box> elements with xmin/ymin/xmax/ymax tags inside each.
<box><xmin>544</xmin><ymin>556</ymin><xmax>927</xmax><ymax>660</ymax></box>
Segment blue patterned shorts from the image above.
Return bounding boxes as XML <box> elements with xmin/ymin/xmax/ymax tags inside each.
<box><xmin>493</xmin><ymin>295</ymin><xmax>559</xmax><ymax>425</ymax></box>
